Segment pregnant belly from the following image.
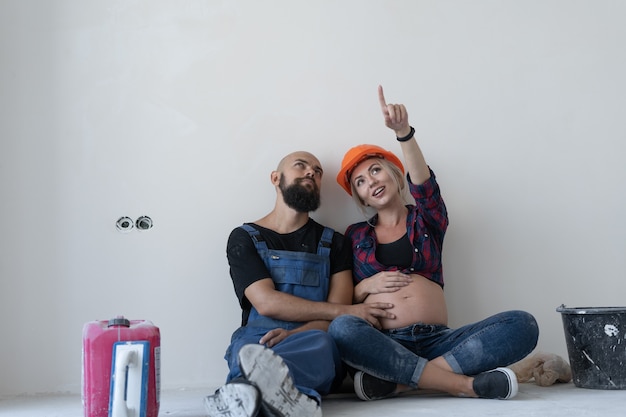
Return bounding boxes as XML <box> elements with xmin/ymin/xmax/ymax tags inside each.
<box><xmin>365</xmin><ymin>274</ymin><xmax>448</xmax><ymax>329</ymax></box>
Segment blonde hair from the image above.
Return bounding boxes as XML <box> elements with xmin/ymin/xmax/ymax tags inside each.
<box><xmin>349</xmin><ymin>157</ymin><xmax>409</xmax><ymax>220</ymax></box>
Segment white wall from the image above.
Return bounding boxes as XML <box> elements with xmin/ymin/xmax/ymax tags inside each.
<box><xmin>1</xmin><ymin>0</ymin><xmax>625</xmax><ymax>396</ymax></box>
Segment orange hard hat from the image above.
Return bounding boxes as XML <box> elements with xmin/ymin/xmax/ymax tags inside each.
<box><xmin>336</xmin><ymin>144</ymin><xmax>404</xmax><ymax>195</ymax></box>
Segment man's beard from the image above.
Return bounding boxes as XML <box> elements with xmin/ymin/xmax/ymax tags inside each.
<box><xmin>279</xmin><ymin>174</ymin><xmax>321</xmax><ymax>213</ymax></box>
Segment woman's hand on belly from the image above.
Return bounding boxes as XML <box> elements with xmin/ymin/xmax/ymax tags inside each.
<box><xmin>364</xmin><ymin>275</ymin><xmax>448</xmax><ymax>329</ymax></box>
<box><xmin>354</xmin><ymin>271</ymin><xmax>413</xmax><ymax>303</ymax></box>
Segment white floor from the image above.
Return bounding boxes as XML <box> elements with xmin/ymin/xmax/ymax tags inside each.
<box><xmin>2</xmin><ymin>382</ymin><xmax>625</xmax><ymax>417</ymax></box>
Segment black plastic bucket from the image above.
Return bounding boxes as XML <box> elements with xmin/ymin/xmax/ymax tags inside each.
<box><xmin>557</xmin><ymin>305</ymin><xmax>626</xmax><ymax>389</ymax></box>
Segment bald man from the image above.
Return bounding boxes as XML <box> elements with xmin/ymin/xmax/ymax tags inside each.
<box><xmin>204</xmin><ymin>151</ymin><xmax>394</xmax><ymax>417</ymax></box>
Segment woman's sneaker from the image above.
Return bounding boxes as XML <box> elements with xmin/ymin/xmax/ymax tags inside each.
<box><xmin>238</xmin><ymin>344</ymin><xmax>322</xmax><ymax>417</ymax></box>
<box><xmin>473</xmin><ymin>367</ymin><xmax>518</xmax><ymax>399</ymax></box>
<box><xmin>204</xmin><ymin>381</ymin><xmax>261</xmax><ymax>417</ymax></box>
<box><xmin>353</xmin><ymin>371</ymin><xmax>397</xmax><ymax>401</ymax></box>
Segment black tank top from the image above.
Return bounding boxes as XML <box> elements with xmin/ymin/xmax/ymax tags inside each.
<box><xmin>375</xmin><ymin>233</ymin><xmax>413</xmax><ymax>268</ymax></box>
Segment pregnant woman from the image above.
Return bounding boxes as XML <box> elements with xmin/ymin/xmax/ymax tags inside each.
<box><xmin>328</xmin><ymin>86</ymin><xmax>539</xmax><ymax>401</ymax></box>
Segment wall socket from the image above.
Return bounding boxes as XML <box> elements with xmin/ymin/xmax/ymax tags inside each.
<box><xmin>135</xmin><ymin>216</ymin><xmax>153</xmax><ymax>230</ymax></box>
<box><xmin>116</xmin><ymin>216</ymin><xmax>153</xmax><ymax>232</ymax></box>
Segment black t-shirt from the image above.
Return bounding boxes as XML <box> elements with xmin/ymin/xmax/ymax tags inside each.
<box><xmin>376</xmin><ymin>233</ymin><xmax>413</xmax><ymax>268</ymax></box>
<box><xmin>226</xmin><ymin>218</ymin><xmax>352</xmax><ymax>326</ymax></box>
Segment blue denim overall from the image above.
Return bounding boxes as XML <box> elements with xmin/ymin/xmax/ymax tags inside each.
<box><xmin>224</xmin><ymin>224</ymin><xmax>342</xmax><ymax>401</ymax></box>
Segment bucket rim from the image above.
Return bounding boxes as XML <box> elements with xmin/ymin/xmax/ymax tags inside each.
<box><xmin>556</xmin><ymin>304</ymin><xmax>626</xmax><ymax>314</ymax></box>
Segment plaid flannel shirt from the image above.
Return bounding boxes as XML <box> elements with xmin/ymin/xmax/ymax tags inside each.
<box><xmin>345</xmin><ymin>168</ymin><xmax>449</xmax><ymax>287</ymax></box>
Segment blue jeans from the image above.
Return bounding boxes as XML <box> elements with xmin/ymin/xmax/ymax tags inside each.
<box><xmin>328</xmin><ymin>310</ymin><xmax>538</xmax><ymax>388</ymax></box>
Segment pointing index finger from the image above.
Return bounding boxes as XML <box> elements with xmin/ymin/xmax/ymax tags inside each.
<box><xmin>378</xmin><ymin>85</ymin><xmax>387</xmax><ymax>111</ymax></box>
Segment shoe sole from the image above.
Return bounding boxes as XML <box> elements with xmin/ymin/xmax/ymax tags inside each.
<box><xmin>238</xmin><ymin>344</ymin><xmax>322</xmax><ymax>417</ymax></box>
<box><xmin>204</xmin><ymin>382</ymin><xmax>261</xmax><ymax>417</ymax></box>
<box><xmin>496</xmin><ymin>367</ymin><xmax>518</xmax><ymax>399</ymax></box>
<box><xmin>353</xmin><ymin>371</ymin><xmax>370</xmax><ymax>401</ymax></box>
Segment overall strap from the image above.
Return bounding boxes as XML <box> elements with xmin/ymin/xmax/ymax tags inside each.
<box><xmin>239</xmin><ymin>224</ymin><xmax>268</xmax><ymax>252</ymax></box>
<box><xmin>317</xmin><ymin>226</ymin><xmax>334</xmax><ymax>257</ymax></box>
